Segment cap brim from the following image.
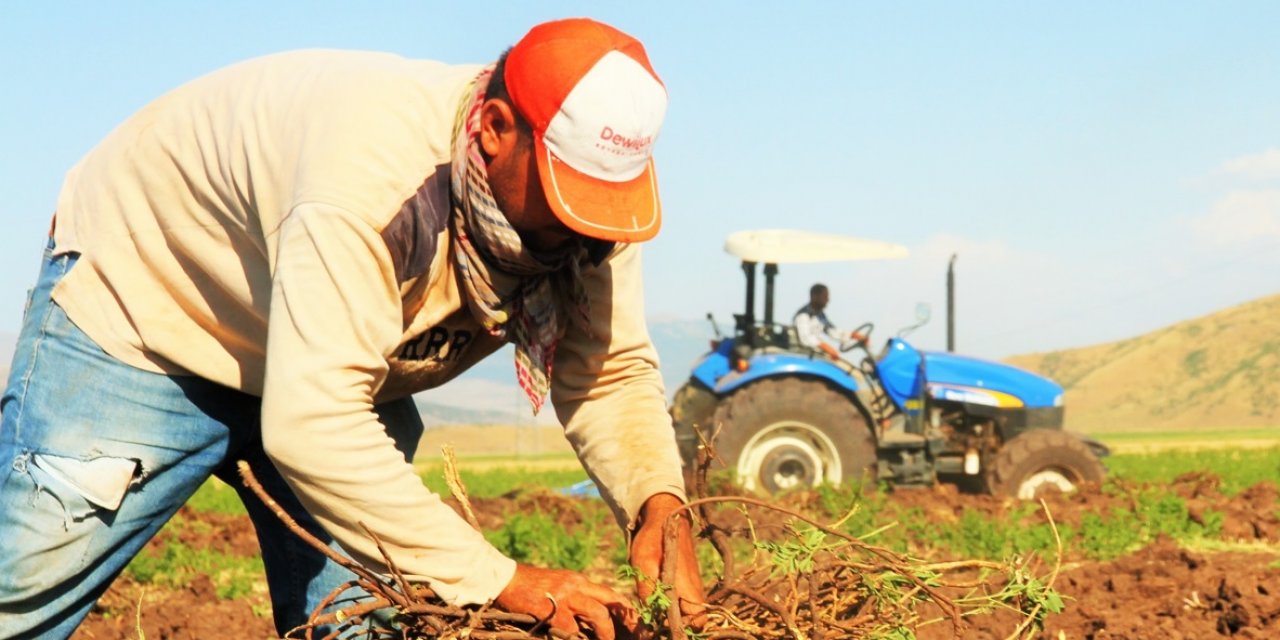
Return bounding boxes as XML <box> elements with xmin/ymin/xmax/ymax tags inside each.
<box><xmin>534</xmin><ymin>136</ymin><xmax>661</xmax><ymax>243</ymax></box>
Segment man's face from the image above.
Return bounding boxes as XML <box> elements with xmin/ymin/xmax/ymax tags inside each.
<box><xmin>481</xmin><ymin>100</ymin><xmax>577</xmax><ymax>253</ymax></box>
<box><xmin>812</xmin><ymin>289</ymin><xmax>829</xmax><ymax>311</ymax></box>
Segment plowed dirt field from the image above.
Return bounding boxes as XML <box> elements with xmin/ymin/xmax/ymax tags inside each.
<box><xmin>74</xmin><ymin>475</ymin><xmax>1280</xmax><ymax>639</ymax></box>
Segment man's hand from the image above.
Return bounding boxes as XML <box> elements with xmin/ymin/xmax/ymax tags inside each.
<box><xmin>629</xmin><ymin>493</ymin><xmax>707</xmax><ymax>630</ymax></box>
<box><xmin>819</xmin><ymin>342</ymin><xmax>841</xmax><ymax>360</ymax></box>
<box><xmin>494</xmin><ymin>564</ymin><xmax>637</xmax><ymax>639</ymax></box>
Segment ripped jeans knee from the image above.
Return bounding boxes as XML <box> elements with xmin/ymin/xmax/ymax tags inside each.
<box><xmin>11</xmin><ymin>451</ymin><xmax>138</xmax><ymax>529</ymax></box>
<box><xmin>0</xmin><ymin>451</ymin><xmax>137</xmax><ymax>602</ymax></box>
<box><xmin>0</xmin><ymin>243</ymin><xmax>242</xmax><ymax>637</ymax></box>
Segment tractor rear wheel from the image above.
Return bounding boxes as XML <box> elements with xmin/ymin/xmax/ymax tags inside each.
<box><xmin>670</xmin><ymin>382</ymin><xmax>719</xmax><ymax>480</ymax></box>
<box><xmin>709</xmin><ymin>378</ymin><xmax>875</xmax><ymax>494</ymax></box>
<box><xmin>984</xmin><ymin>429</ymin><xmax>1105</xmax><ymax>499</ymax></box>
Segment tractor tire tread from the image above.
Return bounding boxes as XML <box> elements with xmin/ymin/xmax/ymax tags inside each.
<box><xmin>707</xmin><ymin>377</ymin><xmax>875</xmax><ymax>493</ymax></box>
<box><xmin>985</xmin><ymin>428</ymin><xmax>1105</xmax><ymax>497</ymax></box>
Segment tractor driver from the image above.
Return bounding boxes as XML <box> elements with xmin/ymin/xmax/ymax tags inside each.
<box><xmin>794</xmin><ymin>283</ymin><xmax>866</xmax><ymax>360</ymax></box>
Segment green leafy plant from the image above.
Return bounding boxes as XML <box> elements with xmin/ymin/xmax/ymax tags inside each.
<box><xmin>484</xmin><ymin>511</ymin><xmax>599</xmax><ymax>571</ymax></box>
<box><xmin>616</xmin><ymin>564</ymin><xmax>672</xmax><ymax>627</ymax></box>
<box><xmin>125</xmin><ymin>540</ymin><xmax>263</xmax><ymax>599</ymax></box>
<box><xmin>755</xmin><ymin>524</ymin><xmax>827</xmax><ymax>574</ymax></box>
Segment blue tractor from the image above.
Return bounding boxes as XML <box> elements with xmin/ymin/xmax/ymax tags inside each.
<box><xmin>671</xmin><ymin>230</ymin><xmax>1108</xmax><ymax>498</ymax></box>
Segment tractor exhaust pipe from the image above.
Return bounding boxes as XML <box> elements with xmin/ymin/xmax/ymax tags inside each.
<box><xmin>947</xmin><ymin>254</ymin><xmax>956</xmax><ymax>352</ymax></box>
<box><xmin>762</xmin><ymin>263</ymin><xmax>778</xmax><ymax>327</ymax></box>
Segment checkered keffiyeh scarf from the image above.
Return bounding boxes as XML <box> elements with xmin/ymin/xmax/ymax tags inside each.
<box><xmin>449</xmin><ymin>68</ymin><xmax>591</xmax><ymax>415</ymax></box>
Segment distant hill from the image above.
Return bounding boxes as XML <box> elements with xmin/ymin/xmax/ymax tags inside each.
<box><xmin>413</xmin><ymin>378</ymin><xmax>559</xmax><ymax>428</ymax></box>
<box><xmin>0</xmin><ymin>322</ymin><xmax>712</xmax><ymax>426</ymax></box>
<box><xmin>405</xmin><ymin>318</ymin><xmax>715</xmax><ymax>427</ymax></box>
<box><xmin>1006</xmin><ymin>294</ymin><xmax>1280</xmax><ymax>432</ymax></box>
<box><xmin>7</xmin><ymin>298</ymin><xmax>1279</xmax><ymax>435</ymax></box>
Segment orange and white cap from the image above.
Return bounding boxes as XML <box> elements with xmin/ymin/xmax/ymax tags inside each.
<box><xmin>505</xmin><ymin>18</ymin><xmax>667</xmax><ymax>243</ymax></box>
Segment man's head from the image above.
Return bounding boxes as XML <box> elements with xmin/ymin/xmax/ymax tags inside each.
<box><xmin>477</xmin><ymin>18</ymin><xmax>667</xmax><ymax>251</ymax></box>
<box><xmin>809</xmin><ymin>283</ymin><xmax>830</xmax><ymax>311</ymax></box>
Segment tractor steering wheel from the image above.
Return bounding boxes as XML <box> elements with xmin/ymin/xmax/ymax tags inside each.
<box><xmin>840</xmin><ymin>322</ymin><xmax>875</xmax><ymax>353</ymax></box>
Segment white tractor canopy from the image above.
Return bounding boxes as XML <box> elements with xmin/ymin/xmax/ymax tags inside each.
<box><xmin>725</xmin><ymin>229</ymin><xmax>909</xmax><ymax>264</ymax></box>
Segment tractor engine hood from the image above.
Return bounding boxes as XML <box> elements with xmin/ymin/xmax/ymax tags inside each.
<box><xmin>921</xmin><ymin>349</ymin><xmax>1063</xmax><ymax>409</ymax></box>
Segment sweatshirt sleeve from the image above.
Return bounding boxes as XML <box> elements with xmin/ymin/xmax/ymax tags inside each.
<box><xmin>550</xmin><ymin>243</ymin><xmax>687</xmax><ymax>531</ymax></box>
<box><xmin>822</xmin><ymin>315</ymin><xmax>843</xmax><ymax>341</ymax></box>
<box><xmin>260</xmin><ymin>203</ymin><xmax>515</xmax><ymax>605</ymax></box>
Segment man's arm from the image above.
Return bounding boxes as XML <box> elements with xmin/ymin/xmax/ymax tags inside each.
<box><xmin>550</xmin><ymin>243</ymin><xmax>706</xmax><ymax>618</ymax></box>
<box><xmin>796</xmin><ymin>310</ymin><xmax>841</xmax><ymax>359</ymax></box>
<box><xmin>551</xmin><ymin>244</ymin><xmax>685</xmax><ymax>529</ymax></box>
<box><xmin>262</xmin><ymin>206</ymin><xmax>642</xmax><ymax>638</ymax></box>
<box><xmin>821</xmin><ymin>314</ymin><xmax>845</xmax><ymax>342</ymax></box>
<box><xmin>260</xmin><ymin>204</ymin><xmax>516</xmax><ymax>604</ymax></box>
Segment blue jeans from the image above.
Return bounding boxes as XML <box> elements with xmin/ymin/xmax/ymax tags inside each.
<box><xmin>0</xmin><ymin>240</ymin><xmax>423</xmax><ymax>639</ymax></box>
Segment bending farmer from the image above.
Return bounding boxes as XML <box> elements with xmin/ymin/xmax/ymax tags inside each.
<box><xmin>0</xmin><ymin>18</ymin><xmax>703</xmax><ymax>640</ymax></box>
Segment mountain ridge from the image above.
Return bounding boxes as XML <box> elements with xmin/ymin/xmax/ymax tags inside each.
<box><xmin>4</xmin><ymin>293</ymin><xmax>1278</xmax><ymax>433</ymax></box>
<box><xmin>1006</xmin><ymin>293</ymin><xmax>1280</xmax><ymax>432</ymax></box>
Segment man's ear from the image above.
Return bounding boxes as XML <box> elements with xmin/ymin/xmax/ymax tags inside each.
<box><xmin>479</xmin><ymin>98</ymin><xmax>519</xmax><ymax>158</ymax></box>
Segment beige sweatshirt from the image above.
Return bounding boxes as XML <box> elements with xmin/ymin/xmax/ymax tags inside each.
<box><xmin>49</xmin><ymin>49</ymin><xmax>686</xmax><ymax>605</ymax></box>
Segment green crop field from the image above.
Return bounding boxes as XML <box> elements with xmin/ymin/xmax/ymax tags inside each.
<box><xmin>179</xmin><ymin>442</ymin><xmax>1278</xmax><ymax>523</ymax></box>
<box><xmin>1105</xmin><ymin>446</ymin><xmax>1280</xmax><ymax>494</ymax></box>
<box><xmin>130</xmin><ymin>441</ymin><xmax>1278</xmax><ymax>610</ymax></box>
<box><xmin>418</xmin><ymin>462</ymin><xmax>589</xmax><ymax>499</ymax></box>
<box><xmin>1094</xmin><ymin>427</ymin><xmax>1280</xmax><ymax>452</ymax></box>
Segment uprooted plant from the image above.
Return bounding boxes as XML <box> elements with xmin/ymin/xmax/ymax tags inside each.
<box><xmin>645</xmin><ymin>430</ymin><xmax>1068</xmax><ymax>640</ymax></box>
<box><xmin>235</xmin><ymin>434</ymin><xmax>1067</xmax><ymax>640</ymax></box>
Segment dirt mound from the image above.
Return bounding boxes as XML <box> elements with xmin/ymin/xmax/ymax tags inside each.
<box><xmin>1047</xmin><ymin>537</ymin><xmax>1280</xmax><ymax>639</ymax></box>
<box><xmin>885</xmin><ymin>474</ymin><xmax>1280</xmax><ymax>547</ymax></box>
<box><xmin>1177</xmin><ymin>473</ymin><xmax>1280</xmax><ymax>541</ymax></box>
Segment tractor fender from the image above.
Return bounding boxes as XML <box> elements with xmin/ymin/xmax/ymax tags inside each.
<box><xmin>1068</xmin><ymin>430</ymin><xmax>1112</xmax><ymax>459</ymax></box>
<box><xmin>710</xmin><ymin>353</ymin><xmax>860</xmax><ymax>396</ymax></box>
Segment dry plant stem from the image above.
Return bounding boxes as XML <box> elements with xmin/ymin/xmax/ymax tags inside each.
<box><xmin>785</xmin><ymin>572</ymin><xmax>799</xmax><ymax>623</ymax></box>
<box><xmin>662</xmin><ymin>511</ymin><xmax>687</xmax><ymax>640</ymax></box>
<box><xmin>299</xmin><ymin>581</ymin><xmax>378</xmax><ymax>634</ymax></box>
<box><xmin>1003</xmin><ymin>498</ymin><xmax>1064</xmax><ymax>640</ymax></box>
<box><xmin>693</xmin><ymin>423</ymin><xmax>738</xmax><ymax>581</ymax></box>
<box><xmin>525</xmin><ymin>595</ymin><xmax>557</xmax><ymax>637</ymax></box>
<box><xmin>307</xmin><ymin>598</ymin><xmax>545</xmax><ymax>631</ymax></box>
<box><xmin>442</xmin><ymin>444</ymin><xmax>482</xmax><ymax>530</ymax></box>
<box><xmin>237</xmin><ymin>461</ymin><xmax>378</xmax><ymax>581</ymax></box>
<box><xmin>236</xmin><ymin>459</ymin><xmax>406</xmax><ymax>638</ymax></box>
<box><xmin>306</xmin><ymin>599</ymin><xmax>393</xmax><ymax>627</ymax></box>
<box><xmin>668</xmin><ymin>495</ymin><xmax>964</xmax><ymax>633</ymax></box>
<box><xmin>703</xmin><ymin>602</ymin><xmax>766</xmax><ymax>637</ymax></box>
<box><xmin>725</xmin><ymin>583</ymin><xmax>797</xmax><ymax>636</ymax></box>
<box><xmin>358</xmin><ymin>522</ymin><xmax>412</xmax><ymax>608</ymax></box>
<box><xmin>238</xmin><ymin>459</ymin><xmax>574</xmax><ymax>640</ymax></box>
<box><xmin>666</xmin><ymin>422</ymin><xmax>726</xmax><ymax>640</ymax></box>
<box><xmin>805</xmin><ymin>572</ymin><xmax>822</xmax><ymax>640</ymax></box>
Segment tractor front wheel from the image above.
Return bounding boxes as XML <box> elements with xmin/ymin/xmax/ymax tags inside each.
<box><xmin>984</xmin><ymin>429</ymin><xmax>1105</xmax><ymax>499</ymax></box>
<box><xmin>709</xmin><ymin>378</ymin><xmax>875</xmax><ymax>495</ymax></box>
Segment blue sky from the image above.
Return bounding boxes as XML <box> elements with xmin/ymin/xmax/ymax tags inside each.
<box><xmin>3</xmin><ymin>1</ymin><xmax>1279</xmax><ymax>362</ymax></box>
